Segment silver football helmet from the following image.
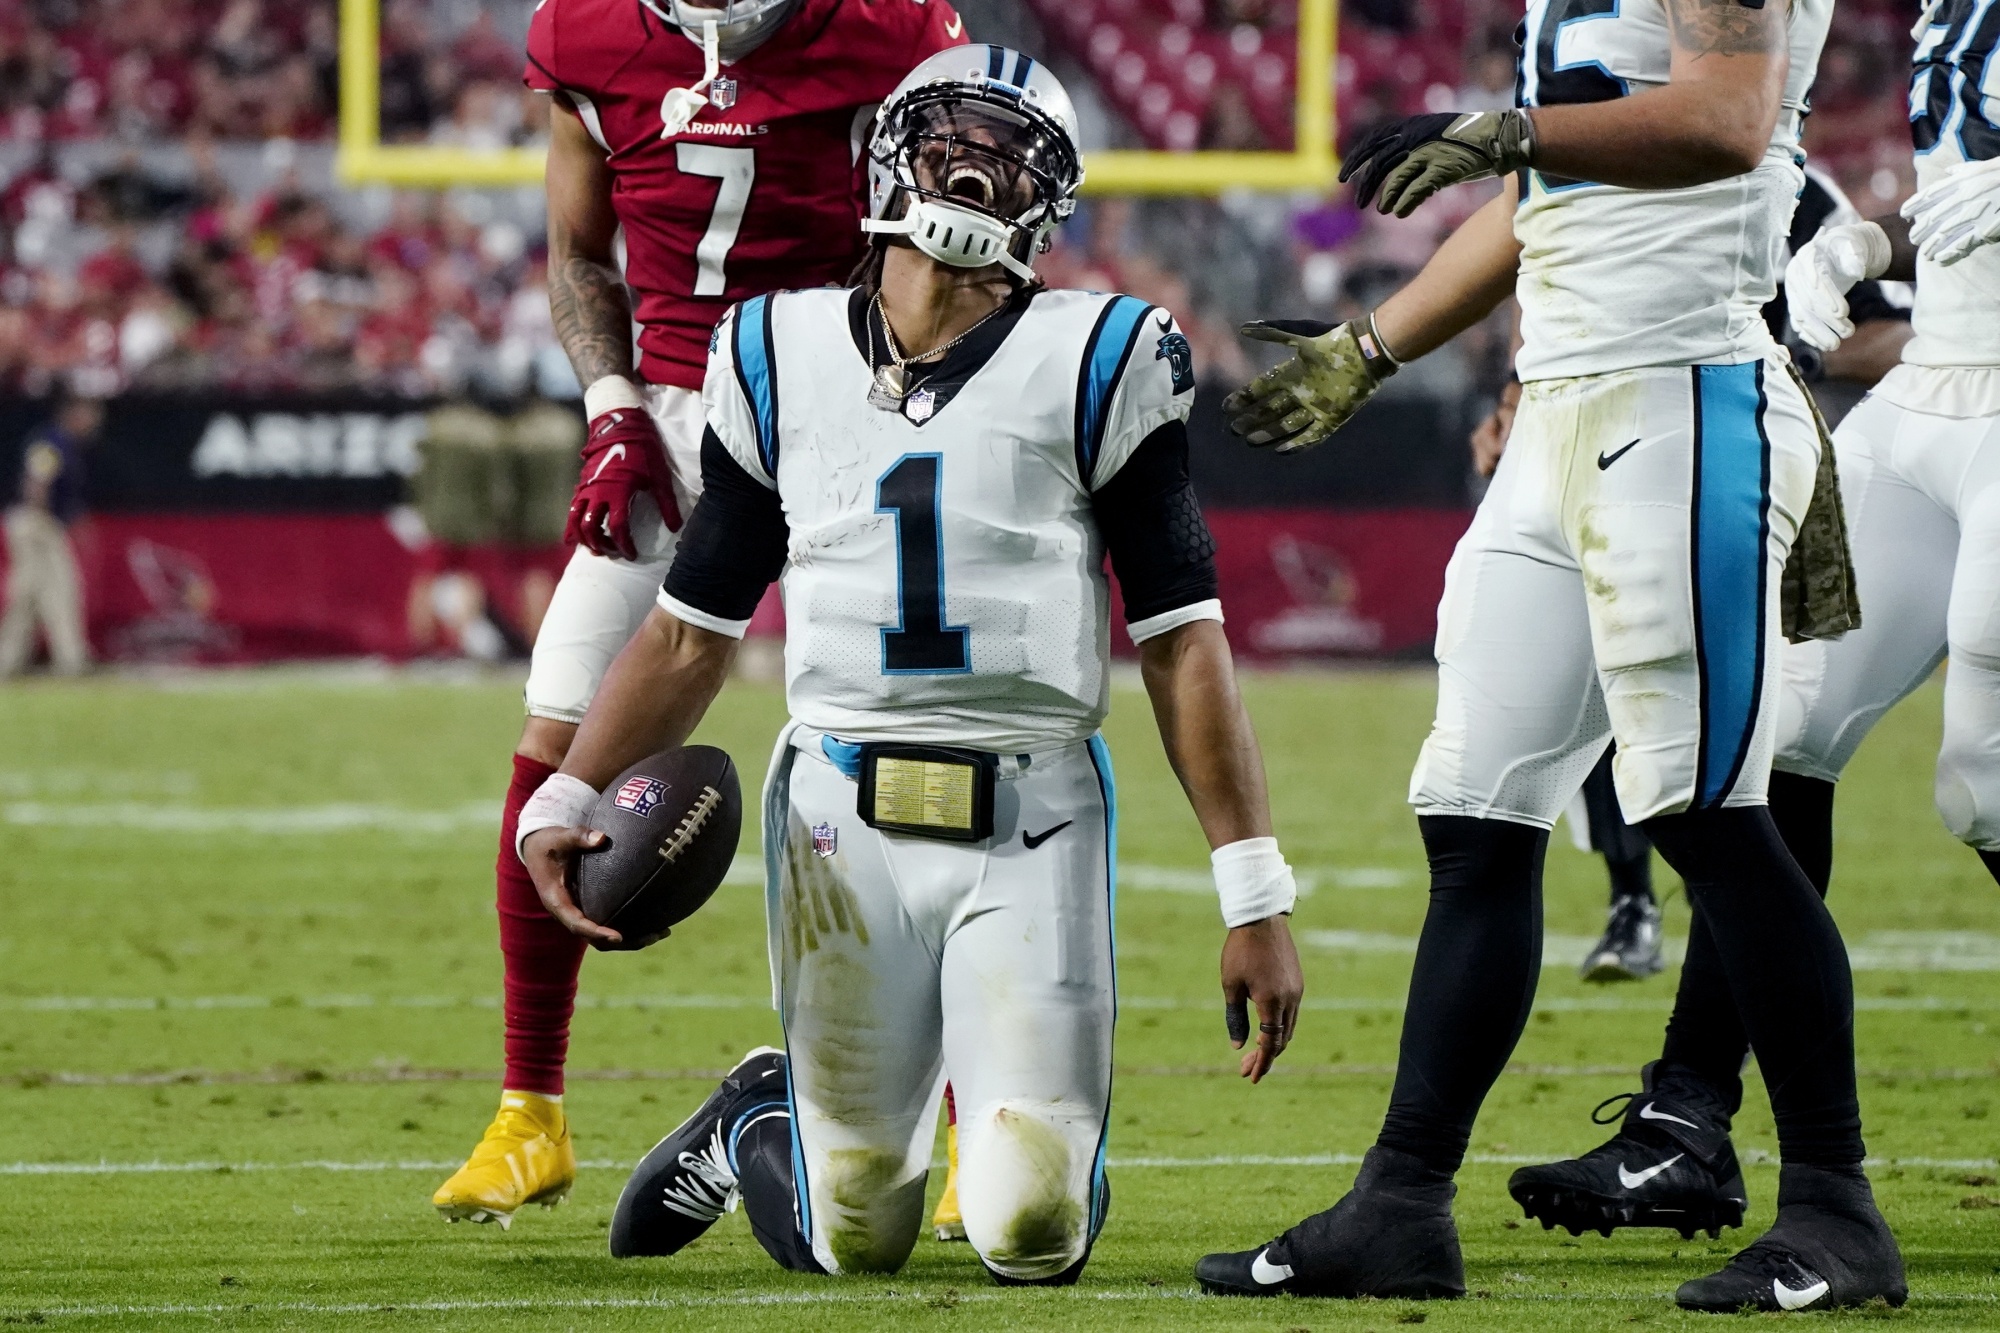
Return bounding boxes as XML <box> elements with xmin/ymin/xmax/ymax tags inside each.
<box><xmin>863</xmin><ymin>46</ymin><xmax>1085</xmax><ymax>281</ymax></box>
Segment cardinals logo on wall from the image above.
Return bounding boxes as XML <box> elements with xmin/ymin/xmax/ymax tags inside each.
<box><xmin>1249</xmin><ymin>534</ymin><xmax>1384</xmax><ymax>655</ymax></box>
<box><xmin>108</xmin><ymin>538</ymin><xmax>238</xmax><ymax>662</ymax></box>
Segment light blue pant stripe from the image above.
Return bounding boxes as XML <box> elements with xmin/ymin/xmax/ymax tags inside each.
<box><xmin>1691</xmin><ymin>362</ymin><xmax>1773</xmax><ymax>808</ymax></box>
<box><xmin>1084</xmin><ymin>733</ymin><xmax>1117</xmax><ymax>1239</ymax></box>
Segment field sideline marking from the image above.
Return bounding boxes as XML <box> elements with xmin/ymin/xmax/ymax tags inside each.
<box><xmin>4</xmin><ymin>992</ymin><xmax>1992</xmax><ymax>1013</ymax></box>
<box><xmin>12</xmin><ymin>1063</ymin><xmax>1996</xmax><ymax>1088</ymax></box>
<box><xmin>3</xmin><ymin>1292</ymin><xmax>1995</xmax><ymax>1319</ymax></box>
<box><xmin>7</xmin><ymin>1151</ymin><xmax>1995</xmax><ymax>1176</ymax></box>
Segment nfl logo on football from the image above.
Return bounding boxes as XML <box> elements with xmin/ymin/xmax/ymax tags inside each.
<box><xmin>811</xmin><ymin>822</ymin><xmax>838</xmax><ymax>858</ymax></box>
<box><xmin>710</xmin><ymin>76</ymin><xmax>738</xmax><ymax>110</ymax></box>
<box><xmin>614</xmin><ymin>775</ymin><xmax>667</xmax><ymax>817</ymax></box>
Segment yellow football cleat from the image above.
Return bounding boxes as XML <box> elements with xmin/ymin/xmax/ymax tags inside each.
<box><xmin>933</xmin><ymin>1113</ymin><xmax>966</xmax><ymax>1242</ymax></box>
<box><xmin>433</xmin><ymin>1090</ymin><xmax>576</xmax><ymax>1228</ymax></box>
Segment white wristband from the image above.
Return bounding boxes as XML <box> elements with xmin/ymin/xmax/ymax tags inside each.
<box><xmin>515</xmin><ymin>773</ymin><xmax>602</xmax><ymax>862</ymax></box>
<box><xmin>584</xmin><ymin>374</ymin><xmax>646</xmax><ymax>420</ymax></box>
<box><xmin>1211</xmin><ymin>836</ymin><xmax>1297</xmax><ymax>928</ymax></box>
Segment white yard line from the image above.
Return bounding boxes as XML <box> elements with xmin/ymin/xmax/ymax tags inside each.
<box><xmin>4</xmin><ymin>992</ymin><xmax>1993</xmax><ymax>1013</ymax></box>
<box><xmin>7</xmin><ymin>1291</ymin><xmax>1993</xmax><ymax>1320</ymax></box>
<box><xmin>12</xmin><ymin>1062</ymin><xmax>1994</xmax><ymax>1088</ymax></box>
<box><xmin>6</xmin><ymin>1153</ymin><xmax>1995</xmax><ymax>1177</ymax></box>
<box><xmin>1304</xmin><ymin>928</ymin><xmax>2000</xmax><ymax>973</ymax></box>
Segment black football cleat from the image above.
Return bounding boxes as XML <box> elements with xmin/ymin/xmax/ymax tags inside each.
<box><xmin>1509</xmin><ymin>1061</ymin><xmax>1746</xmax><ymax>1239</ymax></box>
<box><xmin>609</xmin><ymin>1046</ymin><xmax>787</xmax><ymax>1258</ymax></box>
<box><xmin>1579</xmin><ymin>893</ymin><xmax>1665</xmax><ymax>981</ymax></box>
<box><xmin>1676</xmin><ymin>1164</ymin><xmax>1906</xmax><ymax>1312</ymax></box>
<box><xmin>1195</xmin><ymin>1147</ymin><xmax>1464</xmax><ymax>1299</ymax></box>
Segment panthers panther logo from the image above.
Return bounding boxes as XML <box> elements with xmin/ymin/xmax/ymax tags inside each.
<box><xmin>1155</xmin><ymin>320</ymin><xmax>1194</xmax><ymax>395</ymax></box>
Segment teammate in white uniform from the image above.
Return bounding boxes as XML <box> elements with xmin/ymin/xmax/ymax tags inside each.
<box><xmin>513</xmin><ymin>48</ymin><xmax>1305</xmax><ymax>1284</ymax></box>
<box><xmin>1197</xmin><ymin>0</ymin><xmax>1904</xmax><ymax>1312</ymax></box>
<box><xmin>1777</xmin><ymin>0</ymin><xmax>2000</xmax><ymax>857</ymax></box>
<box><xmin>1508</xmin><ymin>2</ymin><xmax>2000</xmax><ymax>1284</ymax></box>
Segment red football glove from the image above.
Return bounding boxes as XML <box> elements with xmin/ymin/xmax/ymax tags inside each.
<box><xmin>566</xmin><ymin>405</ymin><xmax>684</xmax><ymax>560</ymax></box>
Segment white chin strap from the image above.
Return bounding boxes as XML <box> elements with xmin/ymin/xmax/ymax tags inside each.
<box><xmin>863</xmin><ymin>199</ymin><xmax>1036</xmax><ymax>281</ymax></box>
<box><xmin>659</xmin><ymin>20</ymin><xmax>720</xmax><ymax>138</ymax></box>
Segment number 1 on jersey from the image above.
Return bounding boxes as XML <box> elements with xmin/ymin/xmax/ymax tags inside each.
<box><xmin>677</xmin><ymin>143</ymin><xmax>754</xmax><ymax>297</ymax></box>
<box><xmin>877</xmin><ymin>454</ymin><xmax>970</xmax><ymax>675</ymax></box>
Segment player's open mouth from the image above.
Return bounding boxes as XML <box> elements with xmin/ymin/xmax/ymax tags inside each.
<box><xmin>945</xmin><ymin>163</ymin><xmax>998</xmax><ymax>210</ymax></box>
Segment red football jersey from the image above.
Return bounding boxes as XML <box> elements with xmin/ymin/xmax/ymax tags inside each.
<box><xmin>527</xmin><ymin>0</ymin><xmax>966</xmax><ymax>389</ymax></box>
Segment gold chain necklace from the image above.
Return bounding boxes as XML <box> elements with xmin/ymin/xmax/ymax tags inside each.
<box><xmin>866</xmin><ymin>291</ymin><xmax>1006</xmax><ymax>412</ymax></box>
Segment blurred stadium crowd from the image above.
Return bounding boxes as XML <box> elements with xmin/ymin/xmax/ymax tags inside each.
<box><xmin>0</xmin><ymin>0</ymin><xmax>1923</xmax><ymax>400</ymax></box>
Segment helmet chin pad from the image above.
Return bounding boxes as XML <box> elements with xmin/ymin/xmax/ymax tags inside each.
<box><xmin>668</xmin><ymin>0</ymin><xmax>794</xmax><ymax>59</ymax></box>
<box><xmin>862</xmin><ymin>199</ymin><xmax>1037</xmax><ymax>281</ymax></box>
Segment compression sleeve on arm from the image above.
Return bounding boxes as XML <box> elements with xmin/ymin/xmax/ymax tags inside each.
<box><xmin>1090</xmin><ymin>419</ymin><xmax>1223</xmax><ymax>642</ymax></box>
<box><xmin>656</xmin><ymin>428</ymin><xmax>789</xmax><ymax>638</ymax></box>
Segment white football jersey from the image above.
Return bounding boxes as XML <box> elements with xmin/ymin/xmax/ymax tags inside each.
<box><xmin>695</xmin><ymin>286</ymin><xmax>1200</xmax><ymax>753</ymax></box>
<box><xmin>1904</xmin><ymin>0</ymin><xmax>2000</xmax><ymax>369</ymax></box>
<box><xmin>1511</xmin><ymin>0</ymin><xmax>1833</xmax><ymax>381</ymax></box>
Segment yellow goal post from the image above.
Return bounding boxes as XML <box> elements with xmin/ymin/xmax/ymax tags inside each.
<box><xmin>336</xmin><ymin>0</ymin><xmax>1336</xmax><ymax>194</ymax></box>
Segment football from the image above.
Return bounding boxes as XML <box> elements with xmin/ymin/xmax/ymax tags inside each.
<box><xmin>574</xmin><ymin>746</ymin><xmax>743</xmax><ymax>950</ymax></box>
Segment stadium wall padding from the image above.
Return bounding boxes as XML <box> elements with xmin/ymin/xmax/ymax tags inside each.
<box><xmin>0</xmin><ymin>508</ymin><xmax>1468</xmax><ymax>666</ymax></box>
<box><xmin>0</xmin><ymin>397</ymin><xmax>1473</xmax><ymax>664</ymax></box>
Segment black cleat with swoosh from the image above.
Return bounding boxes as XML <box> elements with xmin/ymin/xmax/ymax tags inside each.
<box><xmin>1676</xmin><ymin>1165</ymin><xmax>1905</xmax><ymax>1312</ymax></box>
<box><xmin>1597</xmin><ymin>438</ymin><xmax>1642</xmax><ymax>470</ymax></box>
<box><xmin>1196</xmin><ymin>1147</ymin><xmax>1464</xmax><ymax>1299</ymax></box>
<box><xmin>1507</xmin><ymin>1061</ymin><xmax>1747</xmax><ymax>1239</ymax></box>
<box><xmin>1022</xmin><ymin>821</ymin><xmax>1072</xmax><ymax>850</ymax></box>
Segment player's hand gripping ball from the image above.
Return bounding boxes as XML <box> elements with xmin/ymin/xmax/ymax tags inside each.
<box><xmin>575</xmin><ymin>747</ymin><xmax>742</xmax><ymax>950</ymax></box>
<box><xmin>566</xmin><ymin>406</ymin><xmax>684</xmax><ymax>560</ymax></box>
<box><xmin>1340</xmin><ymin>109</ymin><xmax>1537</xmax><ymax>218</ymax></box>
<box><xmin>1225</xmin><ymin>320</ymin><xmax>1392</xmax><ymax>454</ymax></box>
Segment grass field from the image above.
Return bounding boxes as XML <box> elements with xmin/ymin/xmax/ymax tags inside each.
<box><xmin>0</xmin><ymin>665</ymin><xmax>1996</xmax><ymax>1330</ymax></box>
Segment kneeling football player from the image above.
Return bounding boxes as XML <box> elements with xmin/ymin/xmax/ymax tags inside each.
<box><xmin>515</xmin><ymin>47</ymin><xmax>1305</xmax><ymax>1284</ymax></box>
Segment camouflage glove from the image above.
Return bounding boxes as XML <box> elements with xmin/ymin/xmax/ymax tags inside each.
<box><xmin>1341</xmin><ymin>109</ymin><xmax>1537</xmax><ymax>218</ymax></box>
<box><xmin>1224</xmin><ymin>317</ymin><xmax>1400</xmax><ymax>454</ymax></box>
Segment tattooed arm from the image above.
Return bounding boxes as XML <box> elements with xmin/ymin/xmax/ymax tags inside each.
<box><xmin>546</xmin><ymin>98</ymin><xmax>633</xmax><ymax>386</ymax></box>
<box><xmin>1525</xmin><ymin>0</ymin><xmax>1792</xmax><ymax>189</ymax></box>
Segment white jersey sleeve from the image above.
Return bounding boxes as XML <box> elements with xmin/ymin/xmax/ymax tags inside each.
<box><xmin>702</xmin><ymin>296</ymin><xmax>781</xmax><ymax>488</ymax></box>
<box><xmin>1075</xmin><ymin>297</ymin><xmax>1197</xmax><ymax>491</ymax></box>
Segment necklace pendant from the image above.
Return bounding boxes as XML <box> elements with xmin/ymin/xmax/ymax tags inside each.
<box><xmin>867</xmin><ymin>363</ymin><xmax>908</xmax><ymax>411</ymax></box>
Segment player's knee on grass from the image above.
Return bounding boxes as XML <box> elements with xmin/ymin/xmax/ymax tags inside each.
<box><xmin>812</xmin><ymin>1146</ymin><xmax>929</xmax><ymax>1275</ymax></box>
<box><xmin>957</xmin><ymin>1100</ymin><xmax>1099</xmax><ymax>1282</ymax></box>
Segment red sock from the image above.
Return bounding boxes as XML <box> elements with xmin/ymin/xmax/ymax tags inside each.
<box><xmin>497</xmin><ymin>753</ymin><xmax>587</xmax><ymax>1096</ymax></box>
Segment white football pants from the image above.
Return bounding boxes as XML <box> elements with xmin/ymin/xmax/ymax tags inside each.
<box><xmin>757</xmin><ymin>724</ymin><xmax>1116</xmax><ymax>1279</ymax></box>
<box><xmin>1411</xmin><ymin>355</ymin><xmax>1820</xmax><ymax>826</ymax></box>
<box><xmin>1775</xmin><ymin>389</ymin><xmax>2000</xmax><ymax>850</ymax></box>
<box><xmin>522</xmin><ymin>384</ymin><xmax>705</xmax><ymax>722</ymax></box>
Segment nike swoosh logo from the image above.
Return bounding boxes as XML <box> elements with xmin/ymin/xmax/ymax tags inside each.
<box><xmin>1638</xmin><ymin>1103</ymin><xmax>1701</xmax><ymax>1130</ymax></box>
<box><xmin>589</xmin><ymin>443</ymin><xmax>627</xmax><ymax>483</ymax></box>
<box><xmin>1249</xmin><ymin>1248</ymin><xmax>1293</xmax><ymax>1286</ymax></box>
<box><xmin>1774</xmin><ymin>1276</ymin><xmax>1830</xmax><ymax>1311</ymax></box>
<box><xmin>1617</xmin><ymin>1154</ymin><xmax>1683</xmax><ymax>1189</ymax></box>
<box><xmin>1155</xmin><ymin>311</ymin><xmax>1172</xmax><ymax>332</ymax></box>
<box><xmin>944</xmin><ymin>13</ymin><xmax>963</xmax><ymax>36</ymax></box>
<box><xmin>1022</xmin><ymin>821</ymin><xmax>1072</xmax><ymax>850</ymax></box>
<box><xmin>1597</xmin><ymin>438</ymin><xmax>1642</xmax><ymax>470</ymax></box>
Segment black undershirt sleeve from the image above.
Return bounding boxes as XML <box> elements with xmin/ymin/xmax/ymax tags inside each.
<box><xmin>1089</xmin><ymin>419</ymin><xmax>1220</xmax><ymax>627</ymax></box>
<box><xmin>660</xmin><ymin>429</ymin><xmax>790</xmax><ymax>625</ymax></box>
